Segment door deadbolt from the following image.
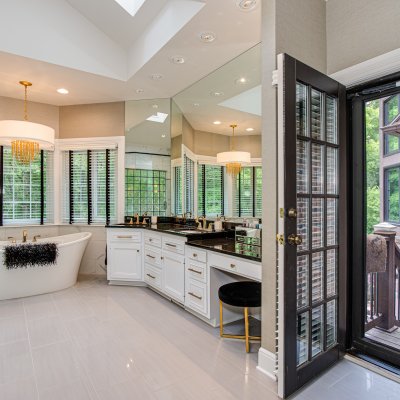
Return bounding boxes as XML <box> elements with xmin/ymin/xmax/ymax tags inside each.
<box><xmin>287</xmin><ymin>208</ymin><xmax>297</xmax><ymax>218</ymax></box>
<box><xmin>287</xmin><ymin>234</ymin><xmax>302</xmax><ymax>246</ymax></box>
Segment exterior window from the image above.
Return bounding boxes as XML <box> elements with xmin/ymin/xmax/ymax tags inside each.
<box><xmin>173</xmin><ymin>166</ymin><xmax>182</xmax><ymax>215</ymax></box>
<box><xmin>384</xmin><ymin>167</ymin><xmax>400</xmax><ymax>223</ymax></box>
<box><xmin>234</xmin><ymin>166</ymin><xmax>262</xmax><ymax>218</ymax></box>
<box><xmin>384</xmin><ymin>95</ymin><xmax>400</xmax><ymax>125</ymax></box>
<box><xmin>62</xmin><ymin>149</ymin><xmax>117</xmax><ymax>224</ymax></box>
<box><xmin>384</xmin><ymin>134</ymin><xmax>400</xmax><ymax>155</ymax></box>
<box><xmin>125</xmin><ymin>169</ymin><xmax>167</xmax><ymax>216</ymax></box>
<box><xmin>2</xmin><ymin>147</ymin><xmax>53</xmax><ymax>225</ymax></box>
<box><xmin>198</xmin><ymin>165</ymin><xmax>224</xmax><ymax>217</ymax></box>
<box><xmin>184</xmin><ymin>155</ymin><xmax>195</xmax><ymax>215</ymax></box>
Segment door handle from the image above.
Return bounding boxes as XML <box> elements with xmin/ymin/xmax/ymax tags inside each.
<box><xmin>146</xmin><ymin>254</ymin><xmax>155</xmax><ymax>259</ymax></box>
<box><xmin>188</xmin><ymin>268</ymin><xmax>202</xmax><ymax>275</ymax></box>
<box><xmin>287</xmin><ymin>234</ymin><xmax>302</xmax><ymax>246</ymax></box>
<box><xmin>146</xmin><ymin>273</ymin><xmax>156</xmax><ymax>279</ymax></box>
<box><xmin>165</xmin><ymin>243</ymin><xmax>177</xmax><ymax>248</ymax></box>
<box><xmin>188</xmin><ymin>292</ymin><xmax>202</xmax><ymax>300</ymax></box>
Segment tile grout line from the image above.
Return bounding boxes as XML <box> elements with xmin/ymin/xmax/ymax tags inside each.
<box><xmin>22</xmin><ymin>299</ymin><xmax>40</xmax><ymax>400</ymax></box>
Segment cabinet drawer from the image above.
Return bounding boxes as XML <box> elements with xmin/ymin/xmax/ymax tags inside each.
<box><xmin>162</xmin><ymin>236</ymin><xmax>186</xmax><ymax>255</ymax></box>
<box><xmin>186</xmin><ymin>247</ymin><xmax>207</xmax><ymax>263</ymax></box>
<box><xmin>208</xmin><ymin>252</ymin><xmax>261</xmax><ymax>281</ymax></box>
<box><xmin>185</xmin><ymin>279</ymin><xmax>208</xmax><ymax>317</ymax></box>
<box><xmin>144</xmin><ymin>264</ymin><xmax>162</xmax><ymax>290</ymax></box>
<box><xmin>144</xmin><ymin>232</ymin><xmax>162</xmax><ymax>248</ymax></box>
<box><xmin>185</xmin><ymin>259</ymin><xmax>207</xmax><ymax>284</ymax></box>
<box><xmin>144</xmin><ymin>246</ymin><xmax>162</xmax><ymax>267</ymax></box>
<box><xmin>108</xmin><ymin>230</ymin><xmax>141</xmax><ymax>243</ymax></box>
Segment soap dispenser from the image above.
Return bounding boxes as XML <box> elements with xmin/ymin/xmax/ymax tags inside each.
<box><xmin>214</xmin><ymin>215</ymin><xmax>223</xmax><ymax>232</ymax></box>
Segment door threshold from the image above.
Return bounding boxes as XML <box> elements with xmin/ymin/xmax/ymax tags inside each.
<box><xmin>345</xmin><ymin>352</ymin><xmax>400</xmax><ymax>383</ymax></box>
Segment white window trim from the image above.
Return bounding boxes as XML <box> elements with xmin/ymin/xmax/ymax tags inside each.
<box><xmin>54</xmin><ymin>136</ymin><xmax>125</xmax><ymax>225</ymax></box>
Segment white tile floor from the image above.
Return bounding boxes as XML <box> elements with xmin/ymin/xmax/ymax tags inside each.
<box><xmin>0</xmin><ymin>276</ymin><xmax>399</xmax><ymax>400</ymax></box>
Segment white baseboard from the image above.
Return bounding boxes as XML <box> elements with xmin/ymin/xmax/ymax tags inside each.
<box><xmin>108</xmin><ymin>280</ymin><xmax>147</xmax><ymax>287</ymax></box>
<box><xmin>257</xmin><ymin>347</ymin><xmax>277</xmax><ymax>381</ymax></box>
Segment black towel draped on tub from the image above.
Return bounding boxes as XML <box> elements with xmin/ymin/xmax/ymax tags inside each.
<box><xmin>4</xmin><ymin>243</ymin><xmax>59</xmax><ymax>269</ymax></box>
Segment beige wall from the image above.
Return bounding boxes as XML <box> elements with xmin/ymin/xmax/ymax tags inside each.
<box><xmin>182</xmin><ymin>116</ymin><xmax>195</xmax><ymax>152</ymax></box>
<box><xmin>276</xmin><ymin>0</ymin><xmax>327</xmax><ymax>73</ymax></box>
<box><xmin>327</xmin><ymin>0</ymin><xmax>400</xmax><ymax>74</ymax></box>
<box><xmin>0</xmin><ymin>96</ymin><xmax>59</xmax><ymax>138</ymax></box>
<box><xmin>171</xmin><ymin>135</ymin><xmax>182</xmax><ymax>160</ymax></box>
<box><xmin>193</xmin><ymin>130</ymin><xmax>230</xmax><ymax>157</ymax></box>
<box><xmin>59</xmin><ymin>102</ymin><xmax>124</xmax><ymax>138</ymax></box>
<box><xmin>234</xmin><ymin>135</ymin><xmax>262</xmax><ymax>158</ymax></box>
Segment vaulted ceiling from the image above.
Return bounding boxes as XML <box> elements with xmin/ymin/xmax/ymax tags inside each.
<box><xmin>0</xmin><ymin>0</ymin><xmax>261</xmax><ymax>105</ymax></box>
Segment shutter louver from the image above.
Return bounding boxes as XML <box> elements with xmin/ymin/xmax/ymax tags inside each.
<box><xmin>184</xmin><ymin>154</ymin><xmax>194</xmax><ymax>214</ymax></box>
<box><xmin>198</xmin><ymin>164</ymin><xmax>224</xmax><ymax>217</ymax></box>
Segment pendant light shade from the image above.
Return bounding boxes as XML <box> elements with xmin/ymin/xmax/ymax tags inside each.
<box><xmin>0</xmin><ymin>81</ymin><xmax>55</xmax><ymax>164</ymax></box>
<box><xmin>217</xmin><ymin>124</ymin><xmax>251</xmax><ymax>175</ymax></box>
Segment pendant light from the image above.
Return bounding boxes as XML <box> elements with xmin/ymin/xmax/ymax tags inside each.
<box><xmin>0</xmin><ymin>81</ymin><xmax>55</xmax><ymax>164</ymax></box>
<box><xmin>217</xmin><ymin>124</ymin><xmax>251</xmax><ymax>175</ymax></box>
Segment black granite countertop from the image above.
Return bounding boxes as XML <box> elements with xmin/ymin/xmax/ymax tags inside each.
<box><xmin>187</xmin><ymin>238</ymin><xmax>261</xmax><ymax>262</ymax></box>
<box><xmin>106</xmin><ymin>223</ymin><xmax>235</xmax><ymax>241</ymax></box>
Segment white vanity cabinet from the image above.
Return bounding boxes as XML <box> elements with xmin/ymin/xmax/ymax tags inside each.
<box><xmin>107</xmin><ymin>229</ymin><xmax>143</xmax><ymax>283</ymax></box>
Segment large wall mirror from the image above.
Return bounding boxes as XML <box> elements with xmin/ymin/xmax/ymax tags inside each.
<box><xmin>125</xmin><ymin>98</ymin><xmax>171</xmax><ymax>217</ymax></box>
<box><xmin>171</xmin><ymin>43</ymin><xmax>262</xmax><ymax>219</ymax></box>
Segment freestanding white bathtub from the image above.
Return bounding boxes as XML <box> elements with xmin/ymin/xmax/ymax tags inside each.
<box><xmin>0</xmin><ymin>232</ymin><xmax>91</xmax><ymax>300</ymax></box>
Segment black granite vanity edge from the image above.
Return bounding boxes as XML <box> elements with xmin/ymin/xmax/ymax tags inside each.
<box><xmin>187</xmin><ymin>238</ymin><xmax>262</xmax><ymax>262</ymax></box>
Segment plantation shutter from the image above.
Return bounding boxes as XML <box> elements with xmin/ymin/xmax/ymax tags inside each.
<box><xmin>254</xmin><ymin>166</ymin><xmax>262</xmax><ymax>218</ymax></box>
<box><xmin>235</xmin><ymin>167</ymin><xmax>254</xmax><ymax>217</ymax></box>
<box><xmin>2</xmin><ymin>148</ymin><xmax>53</xmax><ymax>225</ymax></box>
<box><xmin>174</xmin><ymin>166</ymin><xmax>182</xmax><ymax>215</ymax></box>
<box><xmin>198</xmin><ymin>164</ymin><xmax>224</xmax><ymax>217</ymax></box>
<box><xmin>184</xmin><ymin>154</ymin><xmax>195</xmax><ymax>214</ymax></box>
<box><xmin>63</xmin><ymin>149</ymin><xmax>117</xmax><ymax>224</ymax></box>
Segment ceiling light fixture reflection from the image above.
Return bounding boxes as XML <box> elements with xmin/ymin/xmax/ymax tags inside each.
<box><xmin>170</xmin><ymin>56</ymin><xmax>185</xmax><ymax>64</ymax></box>
<box><xmin>235</xmin><ymin>77</ymin><xmax>248</xmax><ymax>85</ymax></box>
<box><xmin>211</xmin><ymin>91</ymin><xmax>224</xmax><ymax>97</ymax></box>
<box><xmin>193</xmin><ymin>103</ymin><xmax>200</xmax><ymax>107</ymax></box>
<box><xmin>213</xmin><ymin>121</ymin><xmax>221</xmax><ymax>125</ymax></box>
<box><xmin>150</xmin><ymin>74</ymin><xmax>163</xmax><ymax>80</ymax></box>
<box><xmin>246</xmin><ymin>127</ymin><xmax>254</xmax><ymax>132</ymax></box>
<box><xmin>161</xmin><ymin>134</ymin><xmax>166</xmax><ymax>138</ymax></box>
<box><xmin>146</xmin><ymin>112</ymin><xmax>168</xmax><ymax>123</ymax></box>
<box><xmin>136</xmin><ymin>88</ymin><xmax>144</xmax><ymax>94</ymax></box>
<box><xmin>199</xmin><ymin>31</ymin><xmax>216</xmax><ymax>43</ymax></box>
<box><xmin>57</xmin><ymin>88</ymin><xmax>69</xmax><ymax>94</ymax></box>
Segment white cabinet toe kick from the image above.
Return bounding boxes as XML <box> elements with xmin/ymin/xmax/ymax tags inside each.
<box><xmin>107</xmin><ymin>229</ymin><xmax>261</xmax><ymax>326</ymax></box>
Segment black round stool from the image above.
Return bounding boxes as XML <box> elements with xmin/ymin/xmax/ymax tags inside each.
<box><xmin>218</xmin><ymin>281</ymin><xmax>261</xmax><ymax>352</ymax></box>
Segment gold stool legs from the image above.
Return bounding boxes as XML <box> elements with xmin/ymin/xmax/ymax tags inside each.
<box><xmin>219</xmin><ymin>300</ymin><xmax>260</xmax><ymax>353</ymax></box>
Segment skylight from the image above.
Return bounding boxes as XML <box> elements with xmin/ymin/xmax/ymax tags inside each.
<box><xmin>113</xmin><ymin>0</ymin><xmax>147</xmax><ymax>17</ymax></box>
<box><xmin>146</xmin><ymin>112</ymin><xmax>169</xmax><ymax>123</ymax></box>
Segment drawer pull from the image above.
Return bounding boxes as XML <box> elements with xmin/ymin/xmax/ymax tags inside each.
<box><xmin>188</xmin><ymin>292</ymin><xmax>202</xmax><ymax>300</ymax></box>
<box><xmin>146</xmin><ymin>254</ymin><xmax>155</xmax><ymax>259</ymax></box>
<box><xmin>146</xmin><ymin>273</ymin><xmax>156</xmax><ymax>279</ymax></box>
<box><xmin>188</xmin><ymin>268</ymin><xmax>202</xmax><ymax>275</ymax></box>
<box><xmin>160</xmin><ymin>256</ymin><xmax>164</xmax><ymax>260</ymax></box>
<box><xmin>165</xmin><ymin>243</ymin><xmax>177</xmax><ymax>248</ymax></box>
<box><xmin>193</xmin><ymin>253</ymin><xmax>198</xmax><ymax>257</ymax></box>
<box><xmin>116</xmin><ymin>235</ymin><xmax>133</xmax><ymax>239</ymax></box>
<box><xmin>230</xmin><ymin>264</ymin><xmax>236</xmax><ymax>268</ymax></box>
<box><xmin>149</xmin><ymin>238</ymin><xmax>153</xmax><ymax>242</ymax></box>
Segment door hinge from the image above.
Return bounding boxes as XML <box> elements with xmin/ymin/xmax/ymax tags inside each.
<box><xmin>279</xmin><ymin>208</ymin><xmax>285</xmax><ymax>218</ymax></box>
<box><xmin>276</xmin><ymin>234</ymin><xmax>285</xmax><ymax>245</ymax></box>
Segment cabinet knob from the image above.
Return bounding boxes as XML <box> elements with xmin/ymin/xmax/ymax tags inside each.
<box><xmin>230</xmin><ymin>264</ymin><xmax>236</xmax><ymax>268</ymax></box>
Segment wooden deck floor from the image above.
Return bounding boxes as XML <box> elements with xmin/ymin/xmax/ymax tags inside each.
<box><xmin>365</xmin><ymin>327</ymin><xmax>400</xmax><ymax>350</ymax></box>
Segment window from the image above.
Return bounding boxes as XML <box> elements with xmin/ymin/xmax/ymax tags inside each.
<box><xmin>234</xmin><ymin>166</ymin><xmax>262</xmax><ymax>218</ymax></box>
<box><xmin>1</xmin><ymin>147</ymin><xmax>53</xmax><ymax>225</ymax></box>
<box><xmin>173</xmin><ymin>165</ymin><xmax>182</xmax><ymax>215</ymax></box>
<box><xmin>125</xmin><ymin>169</ymin><xmax>167</xmax><ymax>216</ymax></box>
<box><xmin>384</xmin><ymin>166</ymin><xmax>400</xmax><ymax>223</ymax></box>
<box><xmin>198</xmin><ymin>164</ymin><xmax>224</xmax><ymax>217</ymax></box>
<box><xmin>62</xmin><ymin>149</ymin><xmax>117</xmax><ymax>224</ymax></box>
<box><xmin>384</xmin><ymin>95</ymin><xmax>400</xmax><ymax>125</ymax></box>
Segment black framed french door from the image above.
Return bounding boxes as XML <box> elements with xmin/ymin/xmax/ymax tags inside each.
<box><xmin>278</xmin><ymin>54</ymin><xmax>347</xmax><ymax>398</ymax></box>
<box><xmin>350</xmin><ymin>75</ymin><xmax>400</xmax><ymax>368</ymax></box>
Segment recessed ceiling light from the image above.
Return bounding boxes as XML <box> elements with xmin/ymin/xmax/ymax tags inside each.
<box><xmin>236</xmin><ymin>0</ymin><xmax>257</xmax><ymax>11</ymax></box>
<box><xmin>57</xmin><ymin>88</ymin><xmax>69</xmax><ymax>94</ymax></box>
<box><xmin>213</xmin><ymin>121</ymin><xmax>222</xmax><ymax>125</ymax></box>
<box><xmin>170</xmin><ymin>56</ymin><xmax>185</xmax><ymax>64</ymax></box>
<box><xmin>150</xmin><ymin>73</ymin><xmax>163</xmax><ymax>80</ymax></box>
<box><xmin>211</xmin><ymin>91</ymin><xmax>224</xmax><ymax>97</ymax></box>
<box><xmin>193</xmin><ymin>103</ymin><xmax>200</xmax><ymax>107</ymax></box>
<box><xmin>136</xmin><ymin>88</ymin><xmax>144</xmax><ymax>94</ymax></box>
<box><xmin>199</xmin><ymin>31</ymin><xmax>216</xmax><ymax>43</ymax></box>
<box><xmin>152</xmin><ymin>104</ymin><xmax>158</xmax><ymax>109</ymax></box>
<box><xmin>246</xmin><ymin>127</ymin><xmax>254</xmax><ymax>132</ymax></box>
<box><xmin>235</xmin><ymin>77</ymin><xmax>248</xmax><ymax>85</ymax></box>
<box><xmin>161</xmin><ymin>134</ymin><xmax>166</xmax><ymax>138</ymax></box>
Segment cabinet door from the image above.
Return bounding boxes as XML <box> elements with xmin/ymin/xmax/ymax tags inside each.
<box><xmin>162</xmin><ymin>250</ymin><xmax>185</xmax><ymax>303</ymax></box>
<box><xmin>108</xmin><ymin>243</ymin><xmax>142</xmax><ymax>281</ymax></box>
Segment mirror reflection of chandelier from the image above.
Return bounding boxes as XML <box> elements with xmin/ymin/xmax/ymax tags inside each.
<box><xmin>0</xmin><ymin>81</ymin><xmax>55</xmax><ymax>164</ymax></box>
<box><xmin>217</xmin><ymin>124</ymin><xmax>251</xmax><ymax>176</ymax></box>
